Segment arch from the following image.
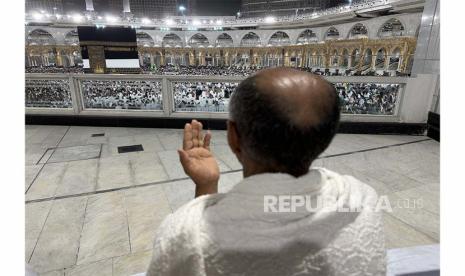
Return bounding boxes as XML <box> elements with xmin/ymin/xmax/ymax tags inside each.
<box><xmin>162</xmin><ymin>33</ymin><xmax>182</xmax><ymax>47</ymax></box>
<box><xmin>378</xmin><ymin>18</ymin><xmax>405</xmax><ymax>38</ymax></box>
<box><xmin>137</xmin><ymin>32</ymin><xmax>155</xmax><ymax>47</ymax></box>
<box><xmin>350</xmin><ymin>48</ymin><xmax>361</xmax><ymax>67</ymax></box>
<box><xmin>316</xmin><ymin>49</ymin><xmax>325</xmax><ymax>67</ymax></box>
<box><xmin>348</xmin><ymin>23</ymin><xmax>368</xmax><ymax>39</ymax></box>
<box><xmin>363</xmin><ymin>48</ymin><xmax>373</xmax><ymax>67</ymax></box>
<box><xmin>64</xmin><ymin>30</ymin><xmax>79</xmax><ymax>46</ymax></box>
<box><xmin>388</xmin><ymin>47</ymin><xmax>402</xmax><ymax>70</ymax></box>
<box><xmin>268</xmin><ymin>31</ymin><xmax>291</xmax><ymax>46</ymax></box>
<box><xmin>324</xmin><ymin>27</ymin><xmax>340</xmax><ymax>40</ymax></box>
<box><xmin>296</xmin><ymin>29</ymin><xmax>318</xmax><ymax>44</ymax></box>
<box><xmin>375</xmin><ymin>48</ymin><xmax>386</xmax><ymax>69</ymax></box>
<box><xmin>188</xmin><ymin>33</ymin><xmax>209</xmax><ymax>48</ymax></box>
<box><xmin>215</xmin><ymin>33</ymin><xmax>233</xmax><ymax>47</ymax></box>
<box><xmin>71</xmin><ymin>50</ymin><xmax>83</xmax><ymax>66</ymax></box>
<box><xmin>331</xmin><ymin>49</ymin><xmax>339</xmax><ymax>67</ymax></box>
<box><xmin>27</xmin><ymin>29</ymin><xmax>55</xmax><ymax>46</ymax></box>
<box><xmin>240</xmin><ymin>32</ymin><xmax>261</xmax><ymax>47</ymax></box>
<box><xmin>341</xmin><ymin>49</ymin><xmax>349</xmax><ymax>68</ymax></box>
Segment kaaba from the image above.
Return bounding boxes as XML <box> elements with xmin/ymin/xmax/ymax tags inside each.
<box><xmin>77</xmin><ymin>26</ymin><xmax>140</xmax><ymax>74</ymax></box>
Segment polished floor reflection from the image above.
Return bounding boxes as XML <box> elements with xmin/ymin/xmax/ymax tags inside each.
<box><xmin>25</xmin><ymin>125</ymin><xmax>439</xmax><ymax>275</ymax></box>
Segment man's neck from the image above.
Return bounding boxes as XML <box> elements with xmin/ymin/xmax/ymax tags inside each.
<box><xmin>242</xmin><ymin>163</ymin><xmax>309</xmax><ymax>178</ymax></box>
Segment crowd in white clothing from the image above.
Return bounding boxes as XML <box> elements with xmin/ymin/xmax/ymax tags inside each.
<box><xmin>25</xmin><ymin>79</ymin><xmax>72</xmax><ymax>108</ymax></box>
<box><xmin>25</xmin><ymin>77</ymin><xmax>399</xmax><ymax>114</ymax></box>
<box><xmin>335</xmin><ymin>82</ymin><xmax>399</xmax><ymax>114</ymax></box>
<box><xmin>81</xmin><ymin>80</ymin><xmax>163</xmax><ymax>110</ymax></box>
<box><xmin>173</xmin><ymin>81</ymin><xmax>238</xmax><ymax>112</ymax></box>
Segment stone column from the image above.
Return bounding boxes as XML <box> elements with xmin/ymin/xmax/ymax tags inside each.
<box><xmin>150</xmin><ymin>54</ymin><xmax>155</xmax><ymax>66</ymax></box>
<box><xmin>69</xmin><ymin>54</ymin><xmax>75</xmax><ymax>66</ymax></box>
<box><xmin>139</xmin><ymin>53</ymin><xmax>143</xmax><ymax>66</ymax></box>
<box><xmin>284</xmin><ymin>52</ymin><xmax>290</xmax><ymax>67</ymax></box>
<box><xmin>161</xmin><ymin>53</ymin><xmax>166</xmax><ymax>66</ymax></box>
<box><xmin>123</xmin><ymin>0</ymin><xmax>131</xmax><ymax>13</ymax></box>
<box><xmin>56</xmin><ymin>51</ymin><xmax>63</xmax><ymax>67</ymax></box>
<box><xmin>85</xmin><ymin>0</ymin><xmax>94</xmax><ymax>11</ymax></box>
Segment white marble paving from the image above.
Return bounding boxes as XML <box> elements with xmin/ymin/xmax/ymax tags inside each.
<box><xmin>26</xmin><ymin>126</ymin><xmax>69</xmax><ymax>148</ymax></box>
<box><xmin>26</xmin><ymin>163</ymin><xmax>68</xmax><ymax>201</ymax></box>
<box><xmin>55</xmin><ymin>159</ymin><xmax>99</xmax><ymax>197</ymax></box>
<box><xmin>25</xmin><ymin>125</ymin><xmax>440</xmax><ymax>274</ymax></box>
<box><xmin>77</xmin><ymin>192</ymin><xmax>130</xmax><ymax>265</ymax></box>
<box><xmin>48</xmin><ymin>144</ymin><xmax>101</xmax><ymax>163</ymax></box>
<box><xmin>112</xmin><ymin>250</ymin><xmax>153</xmax><ymax>276</ymax></box>
<box><xmin>96</xmin><ymin>155</ymin><xmax>134</xmax><ymax>190</ymax></box>
<box><xmin>25</xmin><ymin>201</ymin><xmax>53</xmax><ymax>262</ymax></box>
<box><xmin>129</xmin><ymin>152</ymin><xmax>169</xmax><ymax>186</ymax></box>
<box><xmin>387</xmin><ymin>244</ymin><xmax>440</xmax><ymax>276</ymax></box>
<box><xmin>25</xmin><ymin>164</ymin><xmax>44</xmax><ymax>191</ymax></box>
<box><xmin>383</xmin><ymin>213</ymin><xmax>437</xmax><ymax>249</ymax></box>
<box><xmin>38</xmin><ymin>149</ymin><xmax>54</xmax><ymax>164</ymax></box>
<box><xmin>26</xmin><ymin>144</ymin><xmax>49</xmax><ymax>165</ymax></box>
<box><xmin>123</xmin><ymin>185</ymin><xmax>172</xmax><ymax>253</ymax></box>
<box><xmin>64</xmin><ymin>259</ymin><xmax>112</xmax><ymax>276</ymax></box>
<box><xmin>387</xmin><ymin>192</ymin><xmax>440</xmax><ymax>241</ymax></box>
<box><xmin>156</xmin><ymin>130</ymin><xmax>183</xmax><ymax>150</ymax></box>
<box><xmin>29</xmin><ymin>197</ymin><xmax>88</xmax><ymax>273</ymax></box>
<box><xmin>40</xmin><ymin>269</ymin><xmax>65</xmax><ymax>276</ymax></box>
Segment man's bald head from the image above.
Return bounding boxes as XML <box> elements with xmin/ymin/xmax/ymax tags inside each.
<box><xmin>229</xmin><ymin>67</ymin><xmax>340</xmax><ymax>176</ymax></box>
<box><xmin>253</xmin><ymin>67</ymin><xmax>337</xmax><ymax>128</ymax></box>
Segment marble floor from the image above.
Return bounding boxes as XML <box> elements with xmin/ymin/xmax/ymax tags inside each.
<box><xmin>25</xmin><ymin>125</ymin><xmax>440</xmax><ymax>275</ymax></box>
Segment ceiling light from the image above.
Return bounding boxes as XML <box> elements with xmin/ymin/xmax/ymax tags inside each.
<box><xmin>193</xmin><ymin>20</ymin><xmax>200</xmax><ymax>26</ymax></box>
<box><xmin>33</xmin><ymin>13</ymin><xmax>43</xmax><ymax>20</ymax></box>
<box><xmin>264</xmin><ymin>16</ymin><xmax>275</xmax><ymax>23</ymax></box>
<box><xmin>106</xmin><ymin>15</ymin><xmax>117</xmax><ymax>23</ymax></box>
<box><xmin>73</xmin><ymin>14</ymin><xmax>83</xmax><ymax>22</ymax></box>
<box><xmin>165</xmin><ymin>18</ymin><xmax>174</xmax><ymax>25</ymax></box>
<box><xmin>142</xmin><ymin>18</ymin><xmax>151</xmax><ymax>24</ymax></box>
<box><xmin>216</xmin><ymin>20</ymin><xmax>222</xmax><ymax>25</ymax></box>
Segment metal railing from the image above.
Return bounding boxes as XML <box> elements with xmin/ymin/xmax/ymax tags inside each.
<box><xmin>26</xmin><ymin>73</ymin><xmax>409</xmax><ymax>122</ymax></box>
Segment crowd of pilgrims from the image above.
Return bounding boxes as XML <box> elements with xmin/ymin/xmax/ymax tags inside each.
<box><xmin>172</xmin><ymin>81</ymin><xmax>398</xmax><ymax>114</ymax></box>
<box><xmin>25</xmin><ymin>65</ymin><xmax>399</xmax><ymax>114</ymax></box>
<box><xmin>26</xmin><ymin>64</ymin><xmax>403</xmax><ymax>77</ymax></box>
<box><xmin>25</xmin><ymin>79</ymin><xmax>399</xmax><ymax>114</ymax></box>
<box><xmin>335</xmin><ymin>83</ymin><xmax>399</xmax><ymax>115</ymax></box>
<box><xmin>143</xmin><ymin>65</ymin><xmax>259</xmax><ymax>76</ymax></box>
<box><xmin>173</xmin><ymin>82</ymin><xmax>238</xmax><ymax>112</ymax></box>
<box><xmin>26</xmin><ymin>66</ymin><xmax>84</xmax><ymax>74</ymax></box>
<box><xmin>142</xmin><ymin>65</ymin><xmax>375</xmax><ymax>76</ymax></box>
<box><xmin>81</xmin><ymin>80</ymin><xmax>163</xmax><ymax>110</ymax></box>
<box><xmin>25</xmin><ymin>80</ymin><xmax>72</xmax><ymax>108</ymax></box>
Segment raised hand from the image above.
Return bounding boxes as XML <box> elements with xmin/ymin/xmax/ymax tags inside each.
<box><xmin>178</xmin><ymin>119</ymin><xmax>220</xmax><ymax>197</ymax></box>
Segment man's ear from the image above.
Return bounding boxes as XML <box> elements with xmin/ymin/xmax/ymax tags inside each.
<box><xmin>227</xmin><ymin>120</ymin><xmax>241</xmax><ymax>157</ymax></box>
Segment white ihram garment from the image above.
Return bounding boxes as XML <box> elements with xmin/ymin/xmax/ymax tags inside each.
<box><xmin>147</xmin><ymin>168</ymin><xmax>385</xmax><ymax>276</ymax></box>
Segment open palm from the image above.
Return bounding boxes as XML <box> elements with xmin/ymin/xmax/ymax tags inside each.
<box><xmin>178</xmin><ymin>120</ymin><xmax>220</xmax><ymax>194</ymax></box>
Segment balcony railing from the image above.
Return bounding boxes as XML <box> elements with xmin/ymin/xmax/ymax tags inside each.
<box><xmin>26</xmin><ymin>74</ymin><xmax>408</xmax><ymax>121</ymax></box>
